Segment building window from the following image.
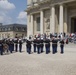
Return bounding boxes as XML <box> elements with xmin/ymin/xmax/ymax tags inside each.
<box><xmin>7</xmin><ymin>34</ymin><xmax>10</xmax><ymax>38</ymax></box>
<box><xmin>5</xmin><ymin>34</ymin><xmax>7</xmax><ymax>38</ymax></box>
<box><xmin>15</xmin><ymin>27</ymin><xmax>18</xmax><ymax>31</ymax></box>
<box><xmin>2</xmin><ymin>34</ymin><xmax>4</xmax><ymax>38</ymax></box>
<box><xmin>0</xmin><ymin>28</ymin><xmax>1</xmax><ymax>31</ymax></box>
<box><xmin>36</xmin><ymin>17</ymin><xmax>40</xmax><ymax>31</ymax></box>
<box><xmin>23</xmin><ymin>28</ymin><xmax>25</xmax><ymax>31</ymax></box>
<box><xmin>15</xmin><ymin>34</ymin><xmax>18</xmax><ymax>38</ymax></box>
<box><xmin>7</xmin><ymin>28</ymin><xmax>10</xmax><ymax>31</ymax></box>
<box><xmin>5</xmin><ymin>28</ymin><xmax>7</xmax><ymax>31</ymax></box>
<box><xmin>1</xmin><ymin>28</ymin><xmax>3</xmax><ymax>31</ymax></box>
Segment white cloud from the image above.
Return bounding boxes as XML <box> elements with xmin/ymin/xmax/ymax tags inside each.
<box><xmin>0</xmin><ymin>0</ymin><xmax>27</xmax><ymax>25</ymax></box>
<box><xmin>0</xmin><ymin>0</ymin><xmax>15</xmax><ymax>24</ymax></box>
<box><xmin>0</xmin><ymin>14</ymin><xmax>12</xmax><ymax>24</ymax></box>
<box><xmin>17</xmin><ymin>11</ymin><xmax>27</xmax><ymax>24</ymax></box>
<box><xmin>0</xmin><ymin>16</ymin><xmax>4</xmax><ymax>22</ymax></box>
<box><xmin>0</xmin><ymin>0</ymin><xmax>15</xmax><ymax>11</ymax></box>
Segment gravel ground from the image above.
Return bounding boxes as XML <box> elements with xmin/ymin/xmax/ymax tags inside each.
<box><xmin>0</xmin><ymin>43</ymin><xmax>76</xmax><ymax>75</ymax></box>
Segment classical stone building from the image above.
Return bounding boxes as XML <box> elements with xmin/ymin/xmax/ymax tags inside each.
<box><xmin>0</xmin><ymin>23</ymin><xmax>27</xmax><ymax>39</ymax></box>
<box><xmin>26</xmin><ymin>0</ymin><xmax>76</xmax><ymax>36</ymax></box>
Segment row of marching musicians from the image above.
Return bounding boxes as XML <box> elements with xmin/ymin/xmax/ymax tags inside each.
<box><xmin>0</xmin><ymin>38</ymin><xmax>23</xmax><ymax>55</ymax></box>
<box><xmin>26</xmin><ymin>37</ymin><xmax>65</xmax><ymax>54</ymax></box>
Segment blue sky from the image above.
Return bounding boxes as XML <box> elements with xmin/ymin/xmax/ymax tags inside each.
<box><xmin>0</xmin><ymin>0</ymin><xmax>27</xmax><ymax>25</ymax></box>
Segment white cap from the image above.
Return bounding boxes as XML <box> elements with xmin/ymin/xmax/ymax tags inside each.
<box><xmin>37</xmin><ymin>38</ymin><xmax>40</xmax><ymax>40</ymax></box>
<box><xmin>14</xmin><ymin>38</ymin><xmax>17</xmax><ymax>40</ymax></box>
<box><xmin>41</xmin><ymin>38</ymin><xmax>43</xmax><ymax>40</ymax></box>
<box><xmin>10</xmin><ymin>39</ymin><xmax>12</xmax><ymax>41</ymax></box>
<box><xmin>26</xmin><ymin>37</ymin><xmax>29</xmax><ymax>40</ymax></box>
<box><xmin>19</xmin><ymin>39</ymin><xmax>21</xmax><ymax>41</ymax></box>
<box><xmin>34</xmin><ymin>38</ymin><xmax>36</xmax><ymax>40</ymax></box>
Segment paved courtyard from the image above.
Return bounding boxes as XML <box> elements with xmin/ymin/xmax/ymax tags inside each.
<box><xmin>0</xmin><ymin>43</ymin><xmax>76</xmax><ymax>75</ymax></box>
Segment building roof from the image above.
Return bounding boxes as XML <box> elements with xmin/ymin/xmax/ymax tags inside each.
<box><xmin>0</xmin><ymin>23</ymin><xmax>27</xmax><ymax>32</ymax></box>
<box><xmin>0</xmin><ymin>23</ymin><xmax>27</xmax><ymax>27</ymax></box>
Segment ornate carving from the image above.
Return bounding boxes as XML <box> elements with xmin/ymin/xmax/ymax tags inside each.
<box><xmin>45</xmin><ymin>18</ymin><xmax>50</xmax><ymax>29</ymax></box>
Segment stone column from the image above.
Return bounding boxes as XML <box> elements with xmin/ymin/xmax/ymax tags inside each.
<box><xmin>50</xmin><ymin>6</ymin><xmax>55</xmax><ymax>33</ymax></box>
<box><xmin>59</xmin><ymin>4</ymin><xmax>64</xmax><ymax>33</ymax></box>
<box><xmin>64</xmin><ymin>7</ymin><xmax>68</xmax><ymax>33</ymax></box>
<box><xmin>27</xmin><ymin>14</ymin><xmax>33</xmax><ymax>37</ymax></box>
<box><xmin>31</xmin><ymin>14</ymin><xmax>34</xmax><ymax>35</ymax></box>
<box><xmin>40</xmin><ymin>10</ymin><xmax>44</xmax><ymax>34</ymax></box>
<box><xmin>27</xmin><ymin>15</ymin><xmax>30</xmax><ymax>37</ymax></box>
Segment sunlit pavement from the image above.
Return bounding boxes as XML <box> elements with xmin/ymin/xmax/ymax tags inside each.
<box><xmin>0</xmin><ymin>43</ymin><xmax>76</xmax><ymax>75</ymax></box>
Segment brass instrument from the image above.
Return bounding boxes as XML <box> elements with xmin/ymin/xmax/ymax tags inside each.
<box><xmin>3</xmin><ymin>44</ymin><xmax>9</xmax><ymax>51</ymax></box>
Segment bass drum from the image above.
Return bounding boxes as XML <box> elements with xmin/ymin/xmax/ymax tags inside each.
<box><xmin>3</xmin><ymin>44</ymin><xmax>9</xmax><ymax>51</ymax></box>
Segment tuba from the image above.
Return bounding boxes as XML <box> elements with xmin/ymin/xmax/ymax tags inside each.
<box><xmin>3</xmin><ymin>43</ymin><xmax>9</xmax><ymax>51</ymax></box>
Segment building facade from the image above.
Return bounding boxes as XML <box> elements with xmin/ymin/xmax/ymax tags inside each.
<box><xmin>0</xmin><ymin>23</ymin><xmax>27</xmax><ymax>39</ymax></box>
<box><xmin>26</xmin><ymin>0</ymin><xmax>76</xmax><ymax>36</ymax></box>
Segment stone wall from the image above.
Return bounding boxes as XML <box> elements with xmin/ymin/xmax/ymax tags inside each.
<box><xmin>0</xmin><ymin>31</ymin><xmax>26</xmax><ymax>39</ymax></box>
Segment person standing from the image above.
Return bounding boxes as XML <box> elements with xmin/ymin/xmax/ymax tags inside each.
<box><xmin>60</xmin><ymin>39</ymin><xmax>65</xmax><ymax>54</ymax></box>
<box><xmin>14</xmin><ymin>38</ymin><xmax>18</xmax><ymax>52</ymax></box>
<box><xmin>12</xmin><ymin>39</ymin><xmax>14</xmax><ymax>51</ymax></box>
<box><xmin>44</xmin><ymin>37</ymin><xmax>50</xmax><ymax>54</ymax></box>
<box><xmin>33</xmin><ymin>38</ymin><xmax>37</xmax><ymax>53</ymax></box>
<box><xmin>51</xmin><ymin>37</ymin><xmax>56</xmax><ymax>54</ymax></box>
<box><xmin>50</xmin><ymin>33</ymin><xmax>53</xmax><ymax>39</ymax></box>
<box><xmin>40</xmin><ymin>38</ymin><xmax>44</xmax><ymax>53</ymax></box>
<box><xmin>0</xmin><ymin>40</ymin><xmax>3</xmax><ymax>55</ymax></box>
<box><xmin>54</xmin><ymin>37</ymin><xmax>58</xmax><ymax>53</ymax></box>
<box><xmin>6</xmin><ymin>39</ymin><xmax>10</xmax><ymax>53</ymax></box>
<box><xmin>8</xmin><ymin>39</ymin><xmax>14</xmax><ymax>53</ymax></box>
<box><xmin>19</xmin><ymin>39</ymin><xmax>23</xmax><ymax>53</ymax></box>
<box><xmin>9</xmin><ymin>40</ymin><xmax>13</xmax><ymax>53</ymax></box>
<box><xmin>36</xmin><ymin>38</ymin><xmax>41</xmax><ymax>54</ymax></box>
<box><xmin>2</xmin><ymin>40</ymin><xmax>9</xmax><ymax>54</ymax></box>
<box><xmin>26</xmin><ymin>37</ymin><xmax>32</xmax><ymax>54</ymax></box>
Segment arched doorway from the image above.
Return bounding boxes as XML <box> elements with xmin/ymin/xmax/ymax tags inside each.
<box><xmin>71</xmin><ymin>17</ymin><xmax>76</xmax><ymax>33</ymax></box>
